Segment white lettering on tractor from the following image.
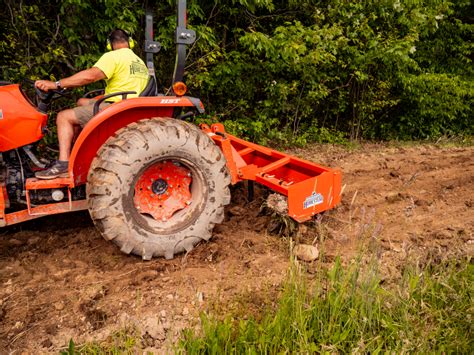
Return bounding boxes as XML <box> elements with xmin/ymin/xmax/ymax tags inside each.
<box><xmin>160</xmin><ymin>99</ymin><xmax>180</xmax><ymax>104</ymax></box>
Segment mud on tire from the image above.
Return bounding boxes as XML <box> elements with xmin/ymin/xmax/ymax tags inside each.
<box><xmin>86</xmin><ymin>118</ymin><xmax>231</xmax><ymax>260</ymax></box>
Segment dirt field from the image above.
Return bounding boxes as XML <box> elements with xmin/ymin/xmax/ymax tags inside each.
<box><xmin>1</xmin><ymin>143</ymin><xmax>472</xmax><ymax>352</ymax></box>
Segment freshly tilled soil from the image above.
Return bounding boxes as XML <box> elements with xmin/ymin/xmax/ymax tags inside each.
<box><xmin>0</xmin><ymin>143</ymin><xmax>472</xmax><ymax>352</ymax></box>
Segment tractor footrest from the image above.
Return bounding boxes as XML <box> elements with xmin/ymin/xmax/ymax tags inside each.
<box><xmin>26</xmin><ymin>177</ymin><xmax>73</xmax><ymax>190</ymax></box>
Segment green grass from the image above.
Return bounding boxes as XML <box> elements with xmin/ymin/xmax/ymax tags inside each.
<box><xmin>61</xmin><ymin>327</ymin><xmax>139</xmax><ymax>355</ymax></box>
<box><xmin>179</xmin><ymin>257</ymin><xmax>473</xmax><ymax>354</ymax></box>
<box><xmin>60</xmin><ymin>257</ymin><xmax>473</xmax><ymax>354</ymax></box>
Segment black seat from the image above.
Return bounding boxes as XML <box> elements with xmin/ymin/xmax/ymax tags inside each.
<box><xmin>139</xmin><ymin>76</ymin><xmax>157</xmax><ymax>97</ymax></box>
<box><xmin>85</xmin><ymin>75</ymin><xmax>157</xmax><ymax>100</ymax></box>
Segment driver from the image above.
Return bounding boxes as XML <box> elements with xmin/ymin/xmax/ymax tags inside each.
<box><xmin>34</xmin><ymin>29</ymin><xmax>148</xmax><ymax>179</ymax></box>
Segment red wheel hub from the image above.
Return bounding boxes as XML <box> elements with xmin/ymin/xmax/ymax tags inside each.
<box><xmin>134</xmin><ymin>160</ymin><xmax>192</xmax><ymax>221</ymax></box>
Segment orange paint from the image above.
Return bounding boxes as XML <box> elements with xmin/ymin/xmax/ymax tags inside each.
<box><xmin>3</xmin><ymin>200</ymin><xmax>88</xmax><ymax>226</ymax></box>
<box><xmin>133</xmin><ymin>160</ymin><xmax>192</xmax><ymax>221</ymax></box>
<box><xmin>0</xmin><ymin>84</ymin><xmax>48</xmax><ymax>152</ymax></box>
<box><xmin>203</xmin><ymin>123</ymin><xmax>342</xmax><ymax>222</ymax></box>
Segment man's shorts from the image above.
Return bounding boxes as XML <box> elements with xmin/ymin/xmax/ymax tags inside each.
<box><xmin>73</xmin><ymin>101</ymin><xmax>113</xmax><ymax>127</ymax></box>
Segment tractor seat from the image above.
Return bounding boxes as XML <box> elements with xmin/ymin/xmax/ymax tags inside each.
<box><xmin>139</xmin><ymin>76</ymin><xmax>157</xmax><ymax>97</ymax></box>
<box><xmin>84</xmin><ymin>75</ymin><xmax>157</xmax><ymax>99</ymax></box>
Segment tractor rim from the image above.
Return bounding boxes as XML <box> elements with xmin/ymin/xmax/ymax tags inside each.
<box><xmin>130</xmin><ymin>157</ymin><xmax>207</xmax><ymax>233</ymax></box>
<box><xmin>134</xmin><ymin>159</ymin><xmax>193</xmax><ymax>221</ymax></box>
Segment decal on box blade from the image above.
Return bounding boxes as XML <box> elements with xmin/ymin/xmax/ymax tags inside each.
<box><xmin>0</xmin><ymin>109</ymin><xmax>3</xmax><ymax>119</ymax></box>
<box><xmin>303</xmin><ymin>192</ymin><xmax>324</xmax><ymax>209</ymax></box>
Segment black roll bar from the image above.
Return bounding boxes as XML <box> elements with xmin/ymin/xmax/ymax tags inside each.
<box><xmin>172</xmin><ymin>0</ymin><xmax>196</xmax><ymax>90</ymax></box>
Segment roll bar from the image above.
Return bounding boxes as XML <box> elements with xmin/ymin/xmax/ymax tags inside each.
<box><xmin>172</xmin><ymin>0</ymin><xmax>196</xmax><ymax>88</ymax></box>
<box><xmin>144</xmin><ymin>0</ymin><xmax>195</xmax><ymax>95</ymax></box>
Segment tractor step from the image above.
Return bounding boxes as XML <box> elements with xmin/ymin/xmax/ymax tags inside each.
<box><xmin>201</xmin><ymin>123</ymin><xmax>342</xmax><ymax>222</ymax></box>
<box><xmin>0</xmin><ymin>177</ymin><xmax>86</xmax><ymax>227</ymax></box>
<box><xmin>25</xmin><ymin>176</ymin><xmax>73</xmax><ymax>189</ymax></box>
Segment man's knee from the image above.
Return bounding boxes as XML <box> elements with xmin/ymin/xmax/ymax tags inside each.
<box><xmin>77</xmin><ymin>98</ymin><xmax>94</xmax><ymax>106</ymax></box>
<box><xmin>56</xmin><ymin>109</ymin><xmax>79</xmax><ymax>125</ymax></box>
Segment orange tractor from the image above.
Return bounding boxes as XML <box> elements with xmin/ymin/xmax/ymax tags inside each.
<box><xmin>0</xmin><ymin>0</ymin><xmax>341</xmax><ymax>260</ymax></box>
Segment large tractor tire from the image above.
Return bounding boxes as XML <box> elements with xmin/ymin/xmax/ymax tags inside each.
<box><xmin>86</xmin><ymin>118</ymin><xmax>231</xmax><ymax>260</ymax></box>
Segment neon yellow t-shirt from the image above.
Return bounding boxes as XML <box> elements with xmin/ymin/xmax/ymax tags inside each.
<box><xmin>93</xmin><ymin>48</ymin><xmax>148</xmax><ymax>102</ymax></box>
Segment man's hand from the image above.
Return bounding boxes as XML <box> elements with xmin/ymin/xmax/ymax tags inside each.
<box><xmin>35</xmin><ymin>80</ymin><xmax>57</xmax><ymax>92</ymax></box>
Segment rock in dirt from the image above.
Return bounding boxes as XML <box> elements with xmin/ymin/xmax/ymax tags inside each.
<box><xmin>53</xmin><ymin>302</ymin><xmax>65</xmax><ymax>311</ymax></box>
<box><xmin>385</xmin><ymin>192</ymin><xmax>404</xmax><ymax>203</ymax></box>
<box><xmin>143</xmin><ymin>317</ymin><xmax>165</xmax><ymax>340</ymax></box>
<box><xmin>293</xmin><ymin>244</ymin><xmax>319</xmax><ymax>262</ymax></box>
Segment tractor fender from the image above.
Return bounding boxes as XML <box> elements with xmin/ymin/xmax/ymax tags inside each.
<box><xmin>69</xmin><ymin>96</ymin><xmax>204</xmax><ymax>185</ymax></box>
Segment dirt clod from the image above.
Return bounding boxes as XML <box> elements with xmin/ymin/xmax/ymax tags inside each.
<box><xmin>293</xmin><ymin>244</ymin><xmax>319</xmax><ymax>262</ymax></box>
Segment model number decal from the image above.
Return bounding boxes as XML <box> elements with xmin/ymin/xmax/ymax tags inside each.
<box><xmin>160</xmin><ymin>98</ymin><xmax>180</xmax><ymax>104</ymax></box>
<box><xmin>303</xmin><ymin>192</ymin><xmax>324</xmax><ymax>209</ymax></box>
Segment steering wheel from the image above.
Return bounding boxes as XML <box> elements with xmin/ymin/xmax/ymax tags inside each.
<box><xmin>23</xmin><ymin>78</ymin><xmax>68</xmax><ymax>102</ymax></box>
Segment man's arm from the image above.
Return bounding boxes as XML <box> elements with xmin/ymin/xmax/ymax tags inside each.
<box><xmin>35</xmin><ymin>67</ymin><xmax>107</xmax><ymax>92</ymax></box>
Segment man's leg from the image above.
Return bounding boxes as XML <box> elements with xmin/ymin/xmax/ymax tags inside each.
<box><xmin>73</xmin><ymin>99</ymin><xmax>97</xmax><ymax>143</ymax></box>
<box><xmin>77</xmin><ymin>98</ymin><xmax>97</xmax><ymax>107</ymax></box>
<box><xmin>35</xmin><ymin>108</ymin><xmax>80</xmax><ymax>179</ymax></box>
<box><xmin>35</xmin><ymin>102</ymin><xmax>109</xmax><ymax>179</ymax></box>
<box><xmin>57</xmin><ymin>108</ymin><xmax>80</xmax><ymax>161</ymax></box>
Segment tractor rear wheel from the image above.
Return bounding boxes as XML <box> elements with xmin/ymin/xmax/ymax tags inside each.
<box><xmin>86</xmin><ymin>118</ymin><xmax>231</xmax><ymax>260</ymax></box>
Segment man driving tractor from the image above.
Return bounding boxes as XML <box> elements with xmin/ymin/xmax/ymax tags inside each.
<box><xmin>34</xmin><ymin>29</ymin><xmax>148</xmax><ymax>179</ymax></box>
<box><xmin>0</xmin><ymin>1</ymin><xmax>341</xmax><ymax>260</ymax></box>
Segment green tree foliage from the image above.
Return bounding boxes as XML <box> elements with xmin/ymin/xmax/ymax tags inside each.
<box><xmin>0</xmin><ymin>0</ymin><xmax>143</xmax><ymax>82</ymax></box>
<box><xmin>0</xmin><ymin>0</ymin><xmax>472</xmax><ymax>143</ymax></box>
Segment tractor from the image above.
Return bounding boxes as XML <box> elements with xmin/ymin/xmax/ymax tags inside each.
<box><xmin>0</xmin><ymin>0</ymin><xmax>341</xmax><ymax>260</ymax></box>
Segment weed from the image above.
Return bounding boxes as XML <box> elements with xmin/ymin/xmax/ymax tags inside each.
<box><xmin>179</xmin><ymin>257</ymin><xmax>473</xmax><ymax>353</ymax></box>
<box><xmin>60</xmin><ymin>327</ymin><xmax>140</xmax><ymax>355</ymax></box>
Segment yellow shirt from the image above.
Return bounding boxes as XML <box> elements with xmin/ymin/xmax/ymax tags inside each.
<box><xmin>93</xmin><ymin>48</ymin><xmax>148</xmax><ymax>102</ymax></box>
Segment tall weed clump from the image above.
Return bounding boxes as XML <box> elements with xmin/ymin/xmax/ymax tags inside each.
<box><xmin>179</xmin><ymin>258</ymin><xmax>473</xmax><ymax>353</ymax></box>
